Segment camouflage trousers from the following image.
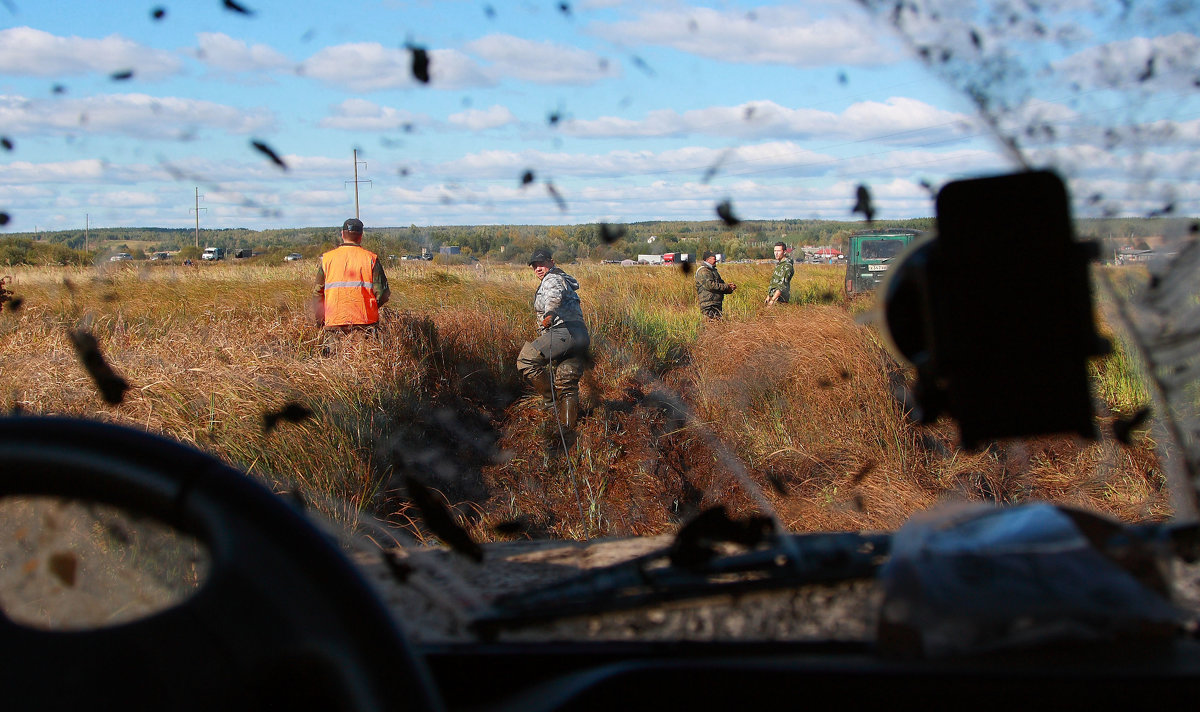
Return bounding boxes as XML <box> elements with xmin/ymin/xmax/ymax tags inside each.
<box><xmin>516</xmin><ymin>321</ymin><xmax>590</xmax><ymax>401</ymax></box>
<box><xmin>700</xmin><ymin>305</ymin><xmax>723</xmax><ymax>320</ymax></box>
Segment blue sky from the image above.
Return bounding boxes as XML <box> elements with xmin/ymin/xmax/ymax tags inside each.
<box><xmin>0</xmin><ymin>0</ymin><xmax>1196</xmax><ymax>232</ymax></box>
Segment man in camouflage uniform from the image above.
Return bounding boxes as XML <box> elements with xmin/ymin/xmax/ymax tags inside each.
<box><xmin>765</xmin><ymin>241</ymin><xmax>794</xmax><ymax>305</ymax></box>
<box><xmin>516</xmin><ymin>248</ymin><xmax>590</xmax><ymax>429</ymax></box>
<box><xmin>695</xmin><ymin>251</ymin><xmax>737</xmax><ymax>319</ymax></box>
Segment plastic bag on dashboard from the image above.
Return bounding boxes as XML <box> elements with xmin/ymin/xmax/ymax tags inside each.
<box><xmin>876</xmin><ymin>502</ymin><xmax>1181</xmax><ymax>658</ymax></box>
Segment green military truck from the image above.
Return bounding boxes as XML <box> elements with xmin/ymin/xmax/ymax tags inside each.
<box><xmin>844</xmin><ymin>229</ymin><xmax>921</xmax><ymax>294</ymax></box>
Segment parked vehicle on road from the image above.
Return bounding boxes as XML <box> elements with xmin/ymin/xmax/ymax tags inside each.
<box><xmin>284</xmin><ymin>252</ymin><xmax>303</xmax><ymax>262</ymax></box>
<box><xmin>201</xmin><ymin>247</ymin><xmax>225</xmax><ymax>261</ymax></box>
<box><xmin>844</xmin><ymin>230</ymin><xmax>920</xmax><ymax>294</ymax></box>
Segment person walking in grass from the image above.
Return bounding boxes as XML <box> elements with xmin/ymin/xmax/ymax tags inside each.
<box><xmin>313</xmin><ymin>218</ymin><xmax>390</xmax><ymax>332</ymax></box>
<box><xmin>516</xmin><ymin>248</ymin><xmax>590</xmax><ymax>430</ymax></box>
<box><xmin>695</xmin><ymin>251</ymin><xmax>736</xmax><ymax>320</ymax></box>
<box><xmin>765</xmin><ymin>241</ymin><xmax>794</xmax><ymax>306</ymax></box>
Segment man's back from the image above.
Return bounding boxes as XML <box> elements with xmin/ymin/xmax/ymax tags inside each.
<box><xmin>320</xmin><ymin>243</ymin><xmax>383</xmax><ymax>327</ymax></box>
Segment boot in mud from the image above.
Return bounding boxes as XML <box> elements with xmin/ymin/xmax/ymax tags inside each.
<box><xmin>545</xmin><ymin>392</ymin><xmax>579</xmax><ymax>450</ymax></box>
<box><xmin>557</xmin><ymin>393</ymin><xmax>580</xmax><ymax>430</ymax></box>
<box><xmin>528</xmin><ymin>369</ymin><xmax>554</xmax><ymax>406</ymax></box>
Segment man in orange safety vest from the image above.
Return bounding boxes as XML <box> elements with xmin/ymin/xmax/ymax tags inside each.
<box><xmin>313</xmin><ymin>218</ymin><xmax>390</xmax><ymax>331</ymax></box>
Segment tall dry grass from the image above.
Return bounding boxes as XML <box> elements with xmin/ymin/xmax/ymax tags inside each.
<box><xmin>0</xmin><ymin>259</ymin><xmax>1169</xmax><ymax>546</ymax></box>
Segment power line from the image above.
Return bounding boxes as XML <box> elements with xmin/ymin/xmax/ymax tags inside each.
<box><xmin>189</xmin><ymin>187</ymin><xmax>208</xmax><ymax>248</ymax></box>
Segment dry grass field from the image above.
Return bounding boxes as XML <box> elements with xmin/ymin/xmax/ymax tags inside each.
<box><xmin>0</xmin><ymin>258</ymin><xmax>1167</xmax><ymax>544</ymax></box>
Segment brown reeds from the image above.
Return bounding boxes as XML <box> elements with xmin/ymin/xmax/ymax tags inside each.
<box><xmin>0</xmin><ymin>260</ymin><xmax>1168</xmax><ymax>547</ymax></box>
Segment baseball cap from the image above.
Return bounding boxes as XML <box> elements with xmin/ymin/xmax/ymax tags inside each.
<box><xmin>702</xmin><ymin>251</ymin><xmax>715</xmax><ymax>260</ymax></box>
<box><xmin>342</xmin><ymin>218</ymin><xmax>364</xmax><ymax>233</ymax></box>
<box><xmin>528</xmin><ymin>248</ymin><xmax>553</xmax><ymax>265</ymax></box>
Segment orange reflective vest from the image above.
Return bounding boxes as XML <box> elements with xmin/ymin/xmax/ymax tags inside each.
<box><xmin>321</xmin><ymin>244</ymin><xmax>381</xmax><ymax>326</ymax></box>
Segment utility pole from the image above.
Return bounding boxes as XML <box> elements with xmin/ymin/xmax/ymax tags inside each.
<box><xmin>345</xmin><ymin>149</ymin><xmax>371</xmax><ymax>220</ymax></box>
<box><xmin>190</xmin><ymin>187</ymin><xmax>208</xmax><ymax>248</ymax></box>
<box><xmin>85</xmin><ymin>213</ymin><xmax>89</xmax><ymax>252</ymax></box>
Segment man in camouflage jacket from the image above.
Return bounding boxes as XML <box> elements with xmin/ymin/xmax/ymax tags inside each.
<box><xmin>516</xmin><ymin>248</ymin><xmax>590</xmax><ymax>430</ymax></box>
<box><xmin>695</xmin><ymin>251</ymin><xmax>737</xmax><ymax>319</ymax></box>
<box><xmin>766</xmin><ymin>241</ymin><xmax>794</xmax><ymax>305</ymax></box>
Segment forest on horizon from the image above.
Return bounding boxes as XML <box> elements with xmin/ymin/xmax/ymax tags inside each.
<box><xmin>0</xmin><ymin>216</ymin><xmax>1191</xmax><ymax>266</ymax></box>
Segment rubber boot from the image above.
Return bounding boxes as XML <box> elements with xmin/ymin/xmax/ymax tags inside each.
<box><xmin>529</xmin><ymin>370</ymin><xmax>554</xmax><ymax>405</ymax></box>
<box><xmin>557</xmin><ymin>393</ymin><xmax>580</xmax><ymax>430</ymax></box>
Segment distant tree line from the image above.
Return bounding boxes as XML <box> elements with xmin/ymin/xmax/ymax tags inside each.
<box><xmin>0</xmin><ymin>238</ymin><xmax>91</xmax><ymax>266</ymax></box>
<box><xmin>0</xmin><ymin>216</ymin><xmax>1189</xmax><ymax>266</ymax></box>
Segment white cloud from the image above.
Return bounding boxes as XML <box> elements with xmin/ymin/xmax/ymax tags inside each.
<box><xmin>463</xmin><ymin>34</ymin><xmax>620</xmax><ymax>84</ymax></box>
<box><xmin>366</xmin><ymin>176</ymin><xmax>943</xmax><ymax>224</ymax></box>
<box><xmin>0</xmin><ymin>185</ymin><xmax>57</xmax><ymax>201</ymax></box>
<box><xmin>433</xmin><ymin>142</ymin><xmax>840</xmax><ymax>181</ymax></box>
<box><xmin>95</xmin><ymin>191</ymin><xmax>162</xmax><ymax>208</ymax></box>
<box><xmin>1056</xmin><ymin>33</ymin><xmax>1200</xmax><ymax>92</ymax></box>
<box><xmin>448</xmin><ymin>105</ymin><xmax>518</xmax><ymax>131</ymax></box>
<box><xmin>0</xmin><ymin>159</ymin><xmax>107</xmax><ymax>184</ymax></box>
<box><xmin>0</xmin><ymin>27</ymin><xmax>180</xmax><ymax>79</ymax></box>
<box><xmin>320</xmin><ymin>99</ymin><xmax>428</xmax><ymax>131</ymax></box>
<box><xmin>283</xmin><ymin>189</ymin><xmax>355</xmax><ymax>208</ymax></box>
<box><xmin>193</xmin><ymin>32</ymin><xmax>292</xmax><ymax>73</ymax></box>
<box><xmin>833</xmin><ymin>148</ymin><xmax>1010</xmax><ymax>181</ymax></box>
<box><xmin>587</xmin><ymin>6</ymin><xmax>900</xmax><ymax>67</ymax></box>
<box><xmin>0</xmin><ymin>93</ymin><xmax>275</xmax><ymax>139</ymax></box>
<box><xmin>995</xmin><ymin>97</ymin><xmax>1200</xmax><ymax>152</ymax></box>
<box><xmin>300</xmin><ymin>44</ymin><xmax>493</xmax><ymax>91</ymax></box>
<box><xmin>562</xmin><ymin>98</ymin><xmax>974</xmax><ymax>143</ymax></box>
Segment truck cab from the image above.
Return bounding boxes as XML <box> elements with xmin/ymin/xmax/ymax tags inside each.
<box><xmin>844</xmin><ymin>230</ymin><xmax>921</xmax><ymax>294</ymax></box>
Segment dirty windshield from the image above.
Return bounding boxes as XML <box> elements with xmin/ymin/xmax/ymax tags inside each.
<box><xmin>1</xmin><ymin>0</ymin><xmax>1198</xmax><ymax>644</ymax></box>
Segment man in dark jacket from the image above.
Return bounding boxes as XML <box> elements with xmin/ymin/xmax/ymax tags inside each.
<box><xmin>695</xmin><ymin>251</ymin><xmax>737</xmax><ymax>319</ymax></box>
<box><xmin>516</xmin><ymin>248</ymin><xmax>590</xmax><ymax>429</ymax></box>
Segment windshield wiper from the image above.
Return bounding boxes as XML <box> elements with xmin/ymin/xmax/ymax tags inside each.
<box><xmin>471</xmin><ymin>529</ymin><xmax>890</xmax><ymax>634</ymax></box>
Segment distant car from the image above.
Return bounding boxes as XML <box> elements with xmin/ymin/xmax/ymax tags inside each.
<box><xmin>150</xmin><ymin>252</ymin><xmax>170</xmax><ymax>261</ymax></box>
<box><xmin>284</xmin><ymin>253</ymin><xmax>303</xmax><ymax>261</ymax></box>
<box><xmin>234</xmin><ymin>249</ymin><xmax>254</xmax><ymax>259</ymax></box>
<box><xmin>109</xmin><ymin>252</ymin><xmax>132</xmax><ymax>262</ymax></box>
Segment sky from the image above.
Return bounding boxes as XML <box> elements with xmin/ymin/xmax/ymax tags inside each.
<box><xmin>0</xmin><ymin>0</ymin><xmax>1197</xmax><ymax>233</ymax></box>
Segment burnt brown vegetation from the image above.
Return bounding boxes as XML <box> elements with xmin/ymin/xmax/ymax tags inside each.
<box><xmin>0</xmin><ymin>260</ymin><xmax>1167</xmax><ymax>547</ymax></box>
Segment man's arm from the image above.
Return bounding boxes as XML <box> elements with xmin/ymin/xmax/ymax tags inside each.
<box><xmin>541</xmin><ymin>274</ymin><xmax>565</xmax><ymax>313</ymax></box>
<box><xmin>373</xmin><ymin>258</ymin><xmax>390</xmax><ymax>307</ymax></box>
<box><xmin>312</xmin><ymin>262</ymin><xmax>326</xmax><ymax>326</ymax></box>
<box><xmin>538</xmin><ymin>274</ymin><xmax>566</xmax><ymax>327</ymax></box>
